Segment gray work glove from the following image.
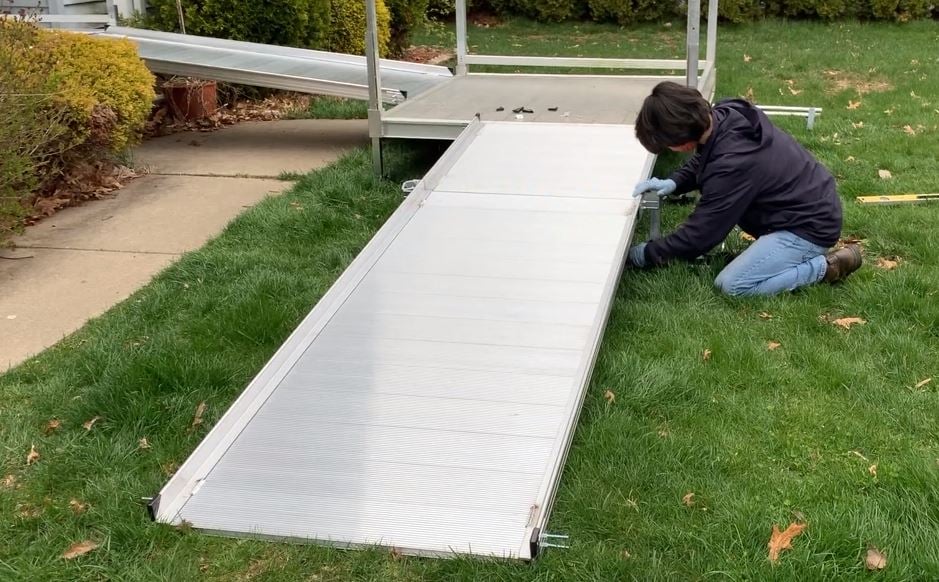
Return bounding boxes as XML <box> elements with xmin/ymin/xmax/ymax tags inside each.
<box><xmin>633</xmin><ymin>178</ymin><xmax>677</xmax><ymax>198</ymax></box>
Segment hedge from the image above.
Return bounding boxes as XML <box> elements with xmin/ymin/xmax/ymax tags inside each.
<box><xmin>467</xmin><ymin>0</ymin><xmax>935</xmax><ymax>23</ymax></box>
<box><xmin>147</xmin><ymin>0</ymin><xmax>394</xmax><ymax>56</ymax></box>
<box><xmin>0</xmin><ymin>20</ymin><xmax>154</xmax><ymax>242</ymax></box>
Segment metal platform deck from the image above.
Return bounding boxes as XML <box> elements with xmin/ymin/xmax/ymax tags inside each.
<box><xmin>150</xmin><ymin>121</ymin><xmax>651</xmax><ymax>559</ymax></box>
<box><xmin>381</xmin><ymin>73</ymin><xmax>680</xmax><ymax>139</ymax></box>
<box><xmin>99</xmin><ymin>27</ymin><xmax>452</xmax><ymax>104</ymax></box>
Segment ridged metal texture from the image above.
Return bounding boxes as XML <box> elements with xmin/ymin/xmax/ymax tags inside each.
<box><xmin>101</xmin><ymin>27</ymin><xmax>452</xmax><ymax>103</ymax></box>
<box><xmin>155</xmin><ymin>122</ymin><xmax>651</xmax><ymax>560</ymax></box>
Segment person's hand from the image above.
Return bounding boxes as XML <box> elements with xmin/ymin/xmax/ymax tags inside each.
<box><xmin>633</xmin><ymin>178</ymin><xmax>676</xmax><ymax>198</ymax></box>
<box><xmin>627</xmin><ymin>243</ymin><xmax>647</xmax><ymax>268</ymax></box>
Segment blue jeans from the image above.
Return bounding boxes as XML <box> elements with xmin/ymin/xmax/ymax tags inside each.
<box><xmin>714</xmin><ymin>231</ymin><xmax>829</xmax><ymax>296</ymax></box>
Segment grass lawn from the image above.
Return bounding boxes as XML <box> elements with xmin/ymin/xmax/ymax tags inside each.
<box><xmin>3</xmin><ymin>18</ymin><xmax>939</xmax><ymax>581</ymax></box>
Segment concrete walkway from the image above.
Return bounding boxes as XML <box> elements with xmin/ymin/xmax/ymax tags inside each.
<box><xmin>0</xmin><ymin>119</ymin><xmax>367</xmax><ymax>371</ymax></box>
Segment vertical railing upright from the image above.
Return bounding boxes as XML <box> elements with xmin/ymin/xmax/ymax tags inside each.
<box><xmin>455</xmin><ymin>0</ymin><xmax>468</xmax><ymax>75</ymax></box>
<box><xmin>365</xmin><ymin>0</ymin><xmax>384</xmax><ymax>176</ymax></box>
<box><xmin>686</xmin><ymin>0</ymin><xmax>701</xmax><ymax>88</ymax></box>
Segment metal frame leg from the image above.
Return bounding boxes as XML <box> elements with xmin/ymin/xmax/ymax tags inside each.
<box><xmin>371</xmin><ymin>137</ymin><xmax>383</xmax><ymax>178</ymax></box>
<box><xmin>640</xmin><ymin>192</ymin><xmax>662</xmax><ymax>240</ymax></box>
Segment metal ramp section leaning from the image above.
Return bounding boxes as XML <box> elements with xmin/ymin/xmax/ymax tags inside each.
<box><xmin>149</xmin><ymin>121</ymin><xmax>653</xmax><ymax>560</ymax></box>
<box><xmin>98</xmin><ymin>27</ymin><xmax>452</xmax><ymax>104</ymax></box>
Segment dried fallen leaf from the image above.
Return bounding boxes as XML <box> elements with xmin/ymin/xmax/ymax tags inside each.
<box><xmin>876</xmin><ymin>257</ymin><xmax>899</xmax><ymax>270</ymax></box>
<box><xmin>161</xmin><ymin>462</ymin><xmax>178</xmax><ymax>476</ymax></box>
<box><xmin>846</xmin><ymin>100</ymin><xmax>862</xmax><ymax>110</ymax></box>
<box><xmin>44</xmin><ymin>419</ymin><xmax>62</xmax><ymax>435</ymax></box>
<box><xmin>61</xmin><ymin>540</ymin><xmax>99</xmax><ymax>560</ymax></box>
<box><xmin>26</xmin><ymin>444</ymin><xmax>39</xmax><ymax>466</ymax></box>
<box><xmin>682</xmin><ymin>492</ymin><xmax>695</xmax><ymax>507</ymax></box>
<box><xmin>786</xmin><ymin>80</ymin><xmax>803</xmax><ymax>96</ymax></box>
<box><xmin>740</xmin><ymin>231</ymin><xmax>756</xmax><ymax>242</ymax></box>
<box><xmin>69</xmin><ymin>499</ymin><xmax>89</xmax><ymax>515</ymax></box>
<box><xmin>878</xmin><ymin>169</ymin><xmax>893</xmax><ymax>180</ymax></box>
<box><xmin>702</xmin><ymin>349</ymin><xmax>712</xmax><ymax>361</ymax></box>
<box><xmin>768</xmin><ymin>341</ymin><xmax>782</xmax><ymax>351</ymax></box>
<box><xmin>903</xmin><ymin>124</ymin><xmax>916</xmax><ymax>136</ymax></box>
<box><xmin>852</xmin><ymin>121</ymin><xmax>865</xmax><ymax>129</ymax></box>
<box><xmin>759</xmin><ymin>312</ymin><xmax>773</xmax><ymax>320</ymax></box>
<box><xmin>866</xmin><ymin>545</ymin><xmax>887</xmax><ymax>570</ymax></box>
<box><xmin>914</xmin><ymin>378</ymin><xmax>932</xmax><ymax>390</ymax></box>
<box><xmin>191</xmin><ymin>401</ymin><xmax>207</xmax><ymax>430</ymax></box>
<box><xmin>138</xmin><ymin>437</ymin><xmax>151</xmax><ymax>450</ymax></box>
<box><xmin>744</xmin><ymin>86</ymin><xmax>755</xmax><ymax>102</ymax></box>
<box><xmin>82</xmin><ymin>416</ymin><xmax>101</xmax><ymax>431</ymax></box>
<box><xmin>743</xmin><ymin>54</ymin><xmax>752</xmax><ymax>62</ymax></box>
<box><xmin>768</xmin><ymin>522</ymin><xmax>807</xmax><ymax>563</ymax></box>
<box><xmin>2</xmin><ymin>474</ymin><xmax>16</xmax><ymax>488</ymax></box>
<box><xmin>603</xmin><ymin>389</ymin><xmax>616</xmax><ymax>404</ymax></box>
<box><xmin>17</xmin><ymin>503</ymin><xmax>41</xmax><ymax>519</ymax></box>
<box><xmin>622</xmin><ymin>549</ymin><xmax>632</xmax><ymax>559</ymax></box>
<box><xmin>832</xmin><ymin>317</ymin><xmax>866</xmax><ymax>330</ymax></box>
<box><xmin>845</xmin><ymin>156</ymin><xmax>856</xmax><ymax>162</ymax></box>
<box><xmin>868</xmin><ymin>464</ymin><xmax>878</xmax><ymax>477</ymax></box>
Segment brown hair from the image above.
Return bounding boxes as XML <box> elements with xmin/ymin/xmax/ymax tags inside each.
<box><xmin>635</xmin><ymin>82</ymin><xmax>712</xmax><ymax>154</ymax></box>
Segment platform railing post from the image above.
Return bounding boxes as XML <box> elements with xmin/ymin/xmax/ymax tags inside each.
<box><xmin>455</xmin><ymin>0</ymin><xmax>468</xmax><ymax>75</ymax></box>
<box><xmin>365</xmin><ymin>0</ymin><xmax>384</xmax><ymax>178</ymax></box>
<box><xmin>686</xmin><ymin>0</ymin><xmax>700</xmax><ymax>89</ymax></box>
<box><xmin>706</xmin><ymin>0</ymin><xmax>718</xmax><ymax>70</ymax></box>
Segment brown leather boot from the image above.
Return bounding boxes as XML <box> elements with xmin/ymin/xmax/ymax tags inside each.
<box><xmin>823</xmin><ymin>244</ymin><xmax>863</xmax><ymax>283</ymax></box>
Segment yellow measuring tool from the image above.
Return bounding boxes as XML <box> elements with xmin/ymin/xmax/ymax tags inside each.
<box><xmin>857</xmin><ymin>193</ymin><xmax>939</xmax><ymax>205</ymax></box>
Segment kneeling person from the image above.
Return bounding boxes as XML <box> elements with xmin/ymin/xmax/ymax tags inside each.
<box><xmin>629</xmin><ymin>82</ymin><xmax>861</xmax><ymax>296</ymax></box>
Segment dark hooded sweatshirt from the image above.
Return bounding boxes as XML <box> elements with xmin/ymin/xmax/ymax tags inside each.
<box><xmin>643</xmin><ymin>99</ymin><xmax>842</xmax><ymax>266</ymax></box>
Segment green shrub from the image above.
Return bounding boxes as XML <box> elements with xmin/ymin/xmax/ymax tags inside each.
<box><xmin>147</xmin><ymin>0</ymin><xmax>332</xmax><ymax>48</ymax></box>
<box><xmin>426</xmin><ymin>0</ymin><xmax>456</xmax><ymax>18</ymax></box>
<box><xmin>35</xmin><ymin>31</ymin><xmax>155</xmax><ymax>152</ymax></box>
<box><xmin>868</xmin><ymin>0</ymin><xmax>933</xmax><ymax>19</ymax></box>
<box><xmin>583</xmin><ymin>0</ymin><xmax>674</xmax><ymax>24</ymax></box>
<box><xmin>148</xmin><ymin>0</ymin><xmax>392</xmax><ymax>55</ymax></box>
<box><xmin>516</xmin><ymin>0</ymin><xmax>586</xmax><ymax>21</ymax></box>
<box><xmin>329</xmin><ymin>0</ymin><xmax>392</xmax><ymax>55</ymax></box>
<box><xmin>387</xmin><ymin>0</ymin><xmax>430</xmax><ymax>55</ymax></box>
<box><xmin>0</xmin><ymin>20</ymin><xmax>154</xmax><ymax>243</ymax></box>
<box><xmin>715</xmin><ymin>0</ymin><xmax>763</xmax><ymax>22</ymax></box>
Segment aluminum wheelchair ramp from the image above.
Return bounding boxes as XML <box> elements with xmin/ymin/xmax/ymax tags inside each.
<box><xmin>101</xmin><ymin>27</ymin><xmax>452</xmax><ymax>103</ymax></box>
<box><xmin>150</xmin><ymin>121</ymin><xmax>651</xmax><ymax>560</ymax></box>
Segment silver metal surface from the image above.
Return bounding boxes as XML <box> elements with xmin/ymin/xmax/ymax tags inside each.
<box><xmin>464</xmin><ymin>55</ymin><xmax>707</xmax><ymax>70</ymax></box>
<box><xmin>100</xmin><ymin>26</ymin><xmax>451</xmax><ymax>104</ymax></box>
<box><xmin>382</xmin><ymin>74</ymin><xmax>678</xmax><ymax>136</ymax></box>
<box><xmin>686</xmin><ymin>0</ymin><xmax>700</xmax><ymax>88</ymax></box>
<box><xmin>455</xmin><ymin>0</ymin><xmax>468</xmax><ymax>75</ymax></box>
<box><xmin>153</xmin><ymin>122</ymin><xmax>651</xmax><ymax>560</ymax></box>
<box><xmin>365</xmin><ymin>0</ymin><xmax>384</xmax><ymax>174</ymax></box>
<box><xmin>707</xmin><ymin>0</ymin><xmax>719</xmax><ymax>65</ymax></box>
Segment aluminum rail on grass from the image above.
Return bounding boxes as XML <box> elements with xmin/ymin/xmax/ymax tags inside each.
<box><xmin>99</xmin><ymin>27</ymin><xmax>451</xmax><ymax>105</ymax></box>
<box><xmin>149</xmin><ymin>121</ymin><xmax>653</xmax><ymax>560</ymax></box>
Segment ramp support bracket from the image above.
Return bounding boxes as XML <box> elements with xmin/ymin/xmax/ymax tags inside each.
<box><xmin>640</xmin><ymin>191</ymin><xmax>662</xmax><ymax>239</ymax></box>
